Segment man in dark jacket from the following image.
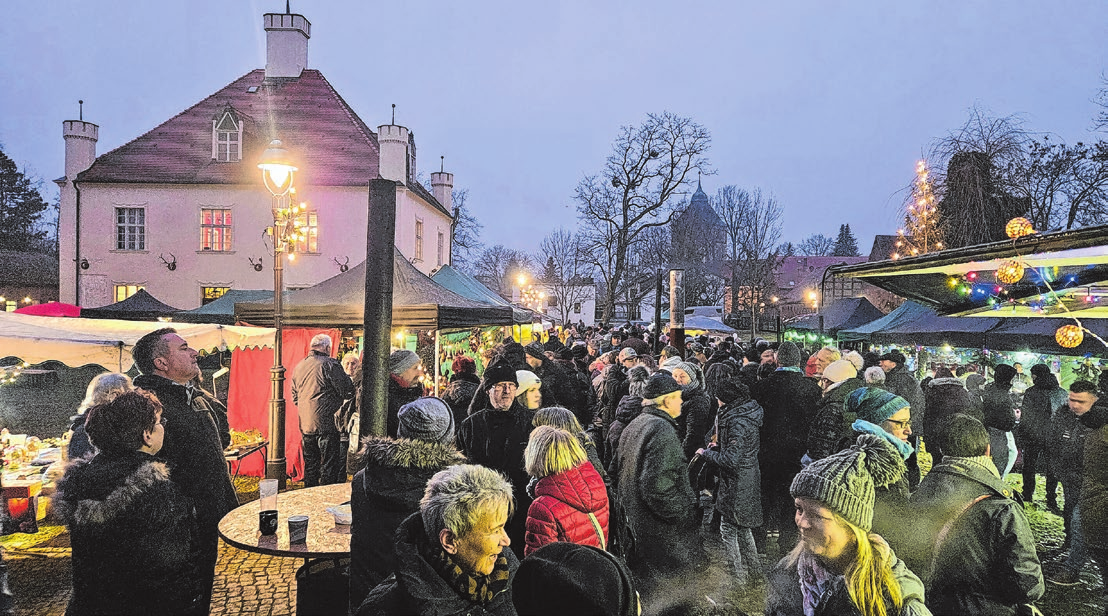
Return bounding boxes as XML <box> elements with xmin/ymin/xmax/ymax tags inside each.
<box><xmin>131</xmin><ymin>328</ymin><xmax>239</xmax><ymax>614</ymax></box>
<box><xmin>457</xmin><ymin>361</ymin><xmax>535</xmax><ymax>558</ymax></box>
<box><xmin>805</xmin><ymin>359</ymin><xmax>862</xmax><ymax>462</ymax></box>
<box><xmin>441</xmin><ymin>355</ymin><xmax>481</xmax><ymax>427</ymax></box>
<box><xmin>291</xmin><ymin>333</ymin><xmax>355</xmax><ymax>487</ymax></box>
<box><xmin>1047</xmin><ymin>380</ymin><xmax>1100</xmax><ymax>584</ymax></box>
<box><xmin>386</xmin><ymin>349</ymin><xmax>424</xmax><ymax>438</ymax></box>
<box><xmin>1019</xmin><ymin>364</ymin><xmax>1066</xmax><ymax>507</ymax></box>
<box><xmin>523</xmin><ymin>342</ymin><xmax>585</xmax><ymax>422</ymax></box>
<box><xmin>880</xmin><ymin>349</ymin><xmax>926</xmax><ymax>486</ymax></box>
<box><xmin>751</xmin><ymin>341</ymin><xmax>821</xmax><ymax>552</ymax></box>
<box><xmin>610</xmin><ymin>372</ymin><xmax>700</xmax><ymax>613</ymax></box>
<box><xmin>599</xmin><ymin>349</ymin><xmax>633</xmax><ymax>428</ymax></box>
<box><xmin>356</xmin><ymin>465</ymin><xmax>518</xmax><ymax>616</ymax></box>
<box><xmin>909</xmin><ymin>413</ymin><xmax>1044</xmax><ymax>615</ymax></box>
<box><xmin>982</xmin><ymin>364</ymin><xmax>1019</xmax><ymax>478</ymax></box>
<box><xmin>923</xmin><ymin>366</ymin><xmax>981</xmax><ymax>465</ymax></box>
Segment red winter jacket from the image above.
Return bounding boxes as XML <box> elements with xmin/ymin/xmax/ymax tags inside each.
<box><xmin>524</xmin><ymin>462</ymin><xmax>610</xmax><ymax>557</ymax></box>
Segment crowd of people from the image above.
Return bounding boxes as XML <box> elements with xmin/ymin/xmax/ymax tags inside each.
<box><xmin>47</xmin><ymin>325</ymin><xmax>1108</xmax><ymax>615</ymax></box>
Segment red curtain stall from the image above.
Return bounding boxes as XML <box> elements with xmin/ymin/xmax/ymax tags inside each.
<box><xmin>227</xmin><ymin>327</ymin><xmax>340</xmax><ymax>480</ymax></box>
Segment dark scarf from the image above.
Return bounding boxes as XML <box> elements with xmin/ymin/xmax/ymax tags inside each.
<box><xmin>423</xmin><ymin>534</ymin><xmax>511</xmax><ymax>605</ymax></box>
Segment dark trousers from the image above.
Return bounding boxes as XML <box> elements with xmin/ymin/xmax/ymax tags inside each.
<box><xmin>1020</xmin><ymin>440</ymin><xmax>1059</xmax><ymax>502</ymax></box>
<box><xmin>302</xmin><ymin>432</ymin><xmax>344</xmax><ymax>487</ymax></box>
<box><xmin>760</xmin><ymin>474</ymin><xmax>799</xmax><ymax>553</ymax></box>
<box><xmin>1090</xmin><ymin>547</ymin><xmax>1108</xmax><ymax>615</ymax></box>
<box><xmin>197</xmin><ymin>526</ymin><xmax>219</xmax><ymax>615</ymax></box>
<box><xmin>1059</xmin><ymin>475</ymin><xmax>1082</xmax><ymax>544</ymax></box>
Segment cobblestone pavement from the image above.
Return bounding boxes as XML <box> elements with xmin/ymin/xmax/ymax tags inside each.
<box><xmin>4</xmin><ymin>531</ymin><xmax>303</xmax><ymax>616</ymax></box>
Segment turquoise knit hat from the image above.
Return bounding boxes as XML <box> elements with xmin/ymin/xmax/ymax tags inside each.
<box><xmin>790</xmin><ymin>434</ymin><xmax>906</xmax><ymax>531</ymax></box>
<box><xmin>846</xmin><ymin>387</ymin><xmax>909</xmax><ymax>424</ymax></box>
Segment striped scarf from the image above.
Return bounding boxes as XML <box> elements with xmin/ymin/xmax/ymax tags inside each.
<box><xmin>426</xmin><ymin>542</ymin><xmax>511</xmax><ymax>605</ymax></box>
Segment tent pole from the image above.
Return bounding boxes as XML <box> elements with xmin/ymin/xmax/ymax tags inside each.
<box><xmin>360</xmin><ymin>179</ymin><xmax>398</xmax><ymax>439</ymax></box>
<box><xmin>434</xmin><ymin>331</ymin><xmax>441</xmax><ymax>396</ymax></box>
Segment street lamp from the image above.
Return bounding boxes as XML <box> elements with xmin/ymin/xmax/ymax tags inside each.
<box><xmin>258</xmin><ymin>139</ymin><xmax>298</xmax><ymax>489</ymax></box>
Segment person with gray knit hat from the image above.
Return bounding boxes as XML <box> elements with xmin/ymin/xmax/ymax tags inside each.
<box><xmin>673</xmin><ymin>361</ymin><xmax>712</xmax><ymax>460</ymax></box>
<box><xmin>396</xmin><ymin>397</ymin><xmax>455</xmax><ymax>445</ymax></box>
<box><xmin>386</xmin><ymin>349</ymin><xmax>424</xmax><ymax>439</ymax></box>
<box><xmin>766</xmin><ymin>434</ymin><xmax>930</xmax><ymax>616</ymax></box>
<box><xmin>775</xmin><ymin>341</ymin><xmax>802</xmax><ymax>368</ymax></box>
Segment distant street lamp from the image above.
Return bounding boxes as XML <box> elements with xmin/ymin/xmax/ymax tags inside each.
<box><xmin>258</xmin><ymin>139</ymin><xmax>298</xmax><ymax>489</ymax></box>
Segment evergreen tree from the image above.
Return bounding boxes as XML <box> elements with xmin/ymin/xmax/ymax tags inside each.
<box><xmin>832</xmin><ymin>224</ymin><xmax>860</xmax><ymax>256</ymax></box>
<box><xmin>0</xmin><ymin>148</ymin><xmax>50</xmax><ymax>252</ymax></box>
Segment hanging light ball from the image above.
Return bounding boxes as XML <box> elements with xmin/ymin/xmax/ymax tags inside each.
<box><xmin>1055</xmin><ymin>324</ymin><xmax>1084</xmax><ymax>349</ymax></box>
<box><xmin>996</xmin><ymin>260</ymin><xmax>1025</xmax><ymax>284</ymax></box>
<box><xmin>1005</xmin><ymin>217</ymin><xmax>1036</xmax><ymax>239</ymax></box>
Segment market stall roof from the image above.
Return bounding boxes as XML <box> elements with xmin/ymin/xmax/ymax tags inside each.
<box><xmin>836</xmin><ymin>300</ymin><xmax>1003</xmax><ymax>347</ymax></box>
<box><xmin>174</xmin><ymin>290</ymin><xmax>276</xmax><ymax>324</ymax></box>
<box><xmin>235</xmin><ymin>249</ymin><xmax>514</xmax><ymax>329</ymax></box>
<box><xmin>682</xmin><ymin>315</ymin><xmax>737</xmax><ymax>334</ymax></box>
<box><xmin>838</xmin><ymin>301</ymin><xmax>928</xmax><ymax>342</ymax></box>
<box><xmin>984</xmin><ymin>317</ymin><xmax>1108</xmax><ymax>354</ymax></box>
<box><xmin>431</xmin><ymin>264</ymin><xmax>533</xmax><ymax>324</ymax></box>
<box><xmin>0</xmin><ymin>311</ymin><xmax>273</xmax><ymax>371</ymax></box>
<box><xmin>786</xmin><ymin>297</ymin><xmax>885</xmax><ymax>334</ymax></box>
<box><xmin>81</xmin><ymin>289</ymin><xmax>181</xmax><ymax>321</ymax></box>
<box><xmin>829</xmin><ymin>224</ymin><xmax>1108</xmax><ymax>318</ymax></box>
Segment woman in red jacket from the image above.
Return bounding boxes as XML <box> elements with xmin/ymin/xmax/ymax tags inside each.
<box><xmin>523</xmin><ymin>426</ymin><xmax>610</xmax><ymax>556</ymax></box>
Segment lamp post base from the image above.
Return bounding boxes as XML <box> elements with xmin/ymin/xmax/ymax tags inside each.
<box><xmin>265</xmin><ymin>459</ymin><xmax>287</xmax><ymax>489</ymax></box>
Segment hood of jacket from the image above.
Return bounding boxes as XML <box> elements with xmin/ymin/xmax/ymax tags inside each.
<box><xmin>55</xmin><ymin>451</ymin><xmax>175</xmax><ymax>528</ymax></box>
<box><xmin>614</xmin><ymin>395</ymin><xmax>644</xmax><ymax>423</ymax></box>
<box><xmin>929</xmin><ymin>456</ymin><xmax>1012</xmax><ymax>497</ymax></box>
<box><xmin>358</xmin><ymin>436</ymin><xmax>465</xmax><ymax>511</ymax></box>
<box><xmin>719</xmin><ymin>398</ymin><xmax>763</xmax><ymax>429</ymax></box>
<box><xmin>533</xmin><ymin>464</ymin><xmax>607</xmax><ymax>514</ymax></box>
<box><xmin>928</xmin><ymin>376</ymin><xmax>965</xmax><ymax>390</ymax></box>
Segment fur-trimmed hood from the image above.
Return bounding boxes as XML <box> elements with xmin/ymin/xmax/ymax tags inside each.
<box><xmin>358</xmin><ymin>435</ymin><xmax>465</xmax><ymax>470</ymax></box>
<box><xmin>928</xmin><ymin>376</ymin><xmax>966</xmax><ymax>389</ymax></box>
<box><xmin>55</xmin><ymin>452</ymin><xmax>180</xmax><ymax>528</ymax></box>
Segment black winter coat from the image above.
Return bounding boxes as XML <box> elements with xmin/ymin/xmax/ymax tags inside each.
<box><xmin>533</xmin><ymin>358</ymin><xmax>589</xmax><ymax>424</ymax></box>
<box><xmin>982</xmin><ymin>382</ymin><xmax>1017</xmax><ymax>474</ymax></box>
<box><xmin>441</xmin><ymin>373</ymin><xmax>480</xmax><ymax>426</ymax></box>
<box><xmin>56</xmin><ymin>451</ymin><xmax>203</xmax><ymax>616</ymax></box>
<box><xmin>131</xmin><ymin>374</ymin><xmax>238</xmax><ymax>531</ymax></box>
<box><xmin>606</xmin><ymin>394</ymin><xmax>643</xmax><ymax>466</ymax></box>
<box><xmin>909</xmin><ymin>457</ymin><xmax>1044</xmax><ymax>615</ymax></box>
<box><xmin>611</xmin><ymin>407</ymin><xmax>699</xmax><ymax>576</ymax></box>
<box><xmin>350</xmin><ymin>436</ymin><xmax>466</xmax><ymax>611</ymax></box>
<box><xmin>1049</xmin><ymin>405</ymin><xmax>1093</xmax><ymax>487</ymax></box>
<box><xmin>702</xmin><ymin>398</ymin><xmax>763</xmax><ymax>527</ymax></box>
<box><xmin>600</xmin><ymin>365</ymin><xmax>629</xmax><ymax>428</ymax></box>
<box><xmin>680</xmin><ymin>385</ymin><xmax>713</xmax><ymax>461</ymax></box>
<box><xmin>356</xmin><ymin>513</ymin><xmax>519</xmax><ymax>616</ymax></box>
<box><xmin>291</xmin><ymin>350</ymin><xmax>356</xmax><ymax>436</ymax></box>
<box><xmin>1019</xmin><ymin>374</ymin><xmax>1066</xmax><ymax>447</ymax></box>
<box><xmin>752</xmin><ymin>369</ymin><xmax>822</xmax><ymax>485</ymax></box>
<box><xmin>806</xmin><ymin>380</ymin><xmax>863</xmax><ymax>462</ymax></box>
<box><xmin>924</xmin><ymin>377</ymin><xmax>981</xmax><ymax>449</ymax></box>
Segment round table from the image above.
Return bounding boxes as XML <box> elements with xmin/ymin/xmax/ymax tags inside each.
<box><xmin>218</xmin><ymin>483</ymin><xmax>352</xmax><ymax>559</ymax></box>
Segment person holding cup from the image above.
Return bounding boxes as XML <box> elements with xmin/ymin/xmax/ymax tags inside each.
<box><xmin>56</xmin><ymin>390</ymin><xmax>204</xmax><ymax>616</ymax></box>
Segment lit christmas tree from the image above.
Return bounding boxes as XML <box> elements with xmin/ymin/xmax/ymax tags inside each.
<box><xmin>892</xmin><ymin>160</ymin><xmax>943</xmax><ymax>259</ymax></box>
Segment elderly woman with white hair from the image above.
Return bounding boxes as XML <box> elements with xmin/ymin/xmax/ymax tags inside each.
<box><xmin>356</xmin><ymin>464</ymin><xmax>518</xmax><ymax>616</ymax></box>
<box><xmin>69</xmin><ymin>372</ymin><xmax>133</xmax><ymax>460</ymax></box>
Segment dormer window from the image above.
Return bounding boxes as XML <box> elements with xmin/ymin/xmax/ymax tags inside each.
<box><xmin>212</xmin><ymin>108</ymin><xmax>243</xmax><ymax>162</ymax></box>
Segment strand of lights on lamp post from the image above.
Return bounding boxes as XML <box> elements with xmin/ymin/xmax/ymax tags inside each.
<box><xmin>272</xmin><ymin>187</ymin><xmax>312</xmax><ymax>261</ymax></box>
<box><xmin>892</xmin><ymin>160</ymin><xmax>943</xmax><ymax>260</ymax></box>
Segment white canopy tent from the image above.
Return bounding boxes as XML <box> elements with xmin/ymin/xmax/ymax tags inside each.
<box><xmin>0</xmin><ymin>311</ymin><xmax>274</xmax><ymax>371</ymax></box>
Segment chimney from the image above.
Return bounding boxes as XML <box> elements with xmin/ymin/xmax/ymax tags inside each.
<box><xmin>431</xmin><ymin>170</ymin><xmax>453</xmax><ymax>213</ymax></box>
<box><xmin>377</xmin><ymin>124</ymin><xmax>409</xmax><ymax>183</ymax></box>
<box><xmin>264</xmin><ymin>12</ymin><xmax>311</xmax><ymax>79</ymax></box>
<box><xmin>63</xmin><ymin>118</ymin><xmax>98</xmax><ymax>180</ymax></box>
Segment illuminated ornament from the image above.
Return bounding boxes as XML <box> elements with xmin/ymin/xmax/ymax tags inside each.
<box><xmin>1055</xmin><ymin>324</ymin><xmax>1084</xmax><ymax>348</ymax></box>
<box><xmin>995</xmin><ymin>260</ymin><xmax>1024</xmax><ymax>284</ymax></box>
<box><xmin>1005</xmin><ymin>217</ymin><xmax>1035</xmax><ymax>239</ymax></box>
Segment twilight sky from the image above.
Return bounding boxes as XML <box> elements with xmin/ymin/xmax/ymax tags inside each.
<box><xmin>3</xmin><ymin>1</ymin><xmax>1106</xmax><ymax>256</ymax></box>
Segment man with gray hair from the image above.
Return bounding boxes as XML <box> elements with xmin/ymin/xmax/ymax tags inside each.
<box><xmin>356</xmin><ymin>464</ymin><xmax>517</xmax><ymax>615</ymax></box>
<box><xmin>291</xmin><ymin>333</ymin><xmax>355</xmax><ymax>486</ymax></box>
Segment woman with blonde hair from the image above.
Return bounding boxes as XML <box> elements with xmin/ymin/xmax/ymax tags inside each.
<box><xmin>766</xmin><ymin>434</ymin><xmax>930</xmax><ymax>616</ymax></box>
<box><xmin>516</xmin><ymin>370</ymin><xmax>543</xmax><ymax>410</ymax></box>
<box><xmin>69</xmin><ymin>372</ymin><xmax>133</xmax><ymax>459</ymax></box>
<box><xmin>522</xmin><ymin>426</ymin><xmax>609</xmax><ymax>557</ymax></box>
<box><xmin>532</xmin><ymin>406</ymin><xmax>607</xmax><ymax>483</ymax></box>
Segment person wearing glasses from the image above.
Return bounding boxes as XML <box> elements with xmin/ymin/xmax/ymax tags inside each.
<box><xmin>56</xmin><ymin>390</ymin><xmax>204</xmax><ymax>615</ymax></box>
<box><xmin>842</xmin><ymin>387</ymin><xmax>915</xmax><ymax>557</ymax></box>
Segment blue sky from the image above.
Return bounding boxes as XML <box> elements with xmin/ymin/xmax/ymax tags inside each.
<box><xmin>3</xmin><ymin>1</ymin><xmax>1106</xmax><ymax>254</ymax></box>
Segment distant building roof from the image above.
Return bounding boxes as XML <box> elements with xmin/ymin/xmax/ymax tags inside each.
<box><xmin>868</xmin><ymin>235</ymin><xmax>900</xmax><ymax>261</ymax></box>
<box><xmin>0</xmin><ymin>251</ymin><xmax>59</xmax><ymax>287</ymax></box>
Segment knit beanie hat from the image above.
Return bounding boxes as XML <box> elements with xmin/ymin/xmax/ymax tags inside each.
<box><xmin>389</xmin><ymin>349</ymin><xmax>420</xmax><ymax>375</ymax></box>
<box><xmin>516</xmin><ymin>370</ymin><xmax>541</xmax><ymax>394</ymax></box>
<box><xmin>842</xmin><ymin>351</ymin><xmax>865</xmax><ymax>372</ymax></box>
<box><xmin>822</xmin><ymin>359</ymin><xmax>857</xmax><ymax>384</ymax></box>
<box><xmin>570</xmin><ymin>342</ymin><xmax>589</xmax><ymax>360</ymax></box>
<box><xmin>643</xmin><ymin>373</ymin><xmax>681</xmax><ymax>400</ymax></box>
<box><xmin>450</xmin><ymin>355</ymin><xmax>476</xmax><ymax>375</ymax></box>
<box><xmin>397</xmin><ymin>397</ymin><xmax>455</xmax><ymax>445</ymax></box>
<box><xmin>716</xmin><ymin>377</ymin><xmax>751</xmax><ymax>405</ymax></box>
<box><xmin>626</xmin><ymin>365</ymin><xmax>650</xmax><ymax>397</ymax></box>
<box><xmin>659</xmin><ymin>356</ymin><xmax>683</xmax><ymax>372</ymax></box>
<box><xmin>673</xmin><ymin>361</ymin><xmax>701</xmax><ymax>390</ymax></box>
<box><xmin>513</xmin><ymin>543</ymin><xmax>638</xmax><ymax>616</ymax></box>
<box><xmin>525</xmin><ymin>342</ymin><xmax>547</xmax><ymax>361</ymax></box>
<box><xmin>482</xmin><ymin>360</ymin><xmax>518</xmax><ymax>391</ymax></box>
<box><xmin>879</xmin><ymin>349</ymin><xmax>906</xmax><ymax>366</ymax></box>
<box><xmin>993</xmin><ymin>363</ymin><xmax>1017</xmax><ymax>387</ymax></box>
<box><xmin>790</xmin><ymin>434</ymin><xmax>906</xmax><ymax>531</ymax></box>
<box><xmin>846</xmin><ymin>387</ymin><xmax>910</xmax><ymax>424</ymax></box>
<box><xmin>776</xmin><ymin>341</ymin><xmax>802</xmax><ymax>367</ymax></box>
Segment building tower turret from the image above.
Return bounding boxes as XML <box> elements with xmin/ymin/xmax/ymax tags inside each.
<box><xmin>58</xmin><ymin>105</ymin><xmax>99</xmax><ymax>304</ymax></box>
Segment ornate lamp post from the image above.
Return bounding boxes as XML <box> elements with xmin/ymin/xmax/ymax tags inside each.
<box><xmin>258</xmin><ymin>139</ymin><xmax>298</xmax><ymax>488</ymax></box>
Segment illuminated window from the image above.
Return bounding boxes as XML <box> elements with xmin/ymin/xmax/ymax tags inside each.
<box><xmin>293</xmin><ymin>211</ymin><xmax>318</xmax><ymax>254</ymax></box>
<box><xmin>212</xmin><ymin>110</ymin><xmax>242</xmax><ymax>162</ymax></box>
<box><xmin>573</xmin><ymin>302</ymin><xmax>582</xmax><ymax>314</ymax></box>
<box><xmin>201</xmin><ymin>208</ymin><xmax>233</xmax><ymax>251</ymax></box>
<box><xmin>4</xmin><ymin>301</ymin><xmax>14</xmax><ymax>312</ymax></box>
<box><xmin>115</xmin><ymin>208</ymin><xmax>145</xmax><ymax>250</ymax></box>
<box><xmin>437</xmin><ymin>231</ymin><xmax>444</xmax><ymax>266</ymax></box>
<box><xmin>114</xmin><ymin>284</ymin><xmax>144</xmax><ymax>302</ymax></box>
<box><xmin>414</xmin><ymin>218</ymin><xmax>424</xmax><ymax>261</ymax></box>
<box><xmin>201</xmin><ymin>286</ymin><xmax>231</xmax><ymax>305</ymax></box>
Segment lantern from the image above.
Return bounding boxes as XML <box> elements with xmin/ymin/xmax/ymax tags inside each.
<box><xmin>995</xmin><ymin>260</ymin><xmax>1025</xmax><ymax>284</ymax></box>
<box><xmin>1055</xmin><ymin>324</ymin><xmax>1084</xmax><ymax>349</ymax></box>
<box><xmin>1005</xmin><ymin>217</ymin><xmax>1035</xmax><ymax>239</ymax></box>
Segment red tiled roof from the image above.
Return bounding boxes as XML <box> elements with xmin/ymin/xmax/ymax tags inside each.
<box><xmin>78</xmin><ymin>70</ymin><xmax>380</xmax><ymax>188</ymax></box>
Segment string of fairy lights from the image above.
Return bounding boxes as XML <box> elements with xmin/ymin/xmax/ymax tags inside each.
<box><xmin>892</xmin><ymin>160</ymin><xmax>943</xmax><ymax>260</ymax></box>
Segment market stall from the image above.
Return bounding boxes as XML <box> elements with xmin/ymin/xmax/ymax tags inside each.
<box><xmin>80</xmin><ymin>289</ymin><xmax>181</xmax><ymax>321</ymax></box>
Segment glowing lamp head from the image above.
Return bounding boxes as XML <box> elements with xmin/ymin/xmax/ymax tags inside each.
<box><xmin>1005</xmin><ymin>217</ymin><xmax>1035</xmax><ymax>239</ymax></box>
<box><xmin>995</xmin><ymin>260</ymin><xmax>1025</xmax><ymax>284</ymax></box>
<box><xmin>258</xmin><ymin>140</ymin><xmax>298</xmax><ymax>197</ymax></box>
<box><xmin>1055</xmin><ymin>324</ymin><xmax>1084</xmax><ymax>349</ymax></box>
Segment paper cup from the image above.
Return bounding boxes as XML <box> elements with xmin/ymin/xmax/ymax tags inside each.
<box><xmin>288</xmin><ymin>515</ymin><xmax>309</xmax><ymax>543</ymax></box>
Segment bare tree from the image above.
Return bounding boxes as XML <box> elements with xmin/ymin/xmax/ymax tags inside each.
<box><xmin>797</xmin><ymin>233</ymin><xmax>835</xmax><ymax>256</ymax></box>
<box><xmin>712</xmin><ymin>185</ymin><xmax>783</xmax><ymax>319</ymax></box>
<box><xmin>473</xmin><ymin>245</ymin><xmax>534</xmax><ymax>299</ymax></box>
<box><xmin>575</xmin><ymin>112</ymin><xmax>711</xmax><ymax>323</ymax></box>
<box><xmin>449</xmin><ymin>189</ymin><xmax>484</xmax><ymax>273</ymax></box>
<box><xmin>538</xmin><ymin>229</ymin><xmax>596</xmax><ymax>326</ymax></box>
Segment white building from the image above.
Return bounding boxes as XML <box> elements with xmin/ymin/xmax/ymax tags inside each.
<box><xmin>57</xmin><ymin>10</ymin><xmax>456</xmax><ymax>309</ymax></box>
<box><xmin>512</xmin><ymin>282</ymin><xmax>596</xmax><ymax>328</ymax></box>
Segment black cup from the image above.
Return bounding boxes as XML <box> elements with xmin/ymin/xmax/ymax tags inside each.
<box><xmin>259</xmin><ymin>509</ymin><xmax>278</xmax><ymax>535</ymax></box>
